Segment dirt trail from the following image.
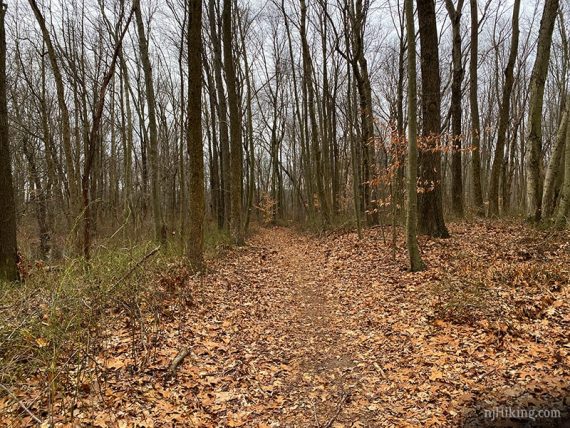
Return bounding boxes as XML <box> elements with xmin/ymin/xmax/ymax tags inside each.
<box><xmin>14</xmin><ymin>224</ymin><xmax>568</xmax><ymax>427</ymax></box>
<box><xmin>243</xmin><ymin>228</ymin><xmax>357</xmax><ymax>426</ymax></box>
<box><xmin>171</xmin><ymin>226</ymin><xmax>568</xmax><ymax>428</ymax></box>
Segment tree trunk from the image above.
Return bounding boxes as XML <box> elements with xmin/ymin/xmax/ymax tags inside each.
<box><xmin>405</xmin><ymin>0</ymin><xmax>425</xmax><ymax>271</ymax></box>
<box><xmin>347</xmin><ymin>0</ymin><xmax>378</xmax><ymax>225</ymax></box>
<box><xmin>22</xmin><ymin>139</ymin><xmax>50</xmax><ymax>260</ymax></box>
<box><xmin>300</xmin><ymin>0</ymin><xmax>330</xmax><ymax>225</ymax></box>
<box><xmin>542</xmin><ymin>109</ymin><xmax>568</xmax><ymax>219</ymax></box>
<box><xmin>237</xmin><ymin>10</ymin><xmax>256</xmax><ymax>232</ymax></box>
<box><xmin>203</xmin><ymin>55</ymin><xmax>223</xmax><ymax>229</ymax></box>
<box><xmin>417</xmin><ymin>0</ymin><xmax>449</xmax><ymax>238</ymax></box>
<box><xmin>445</xmin><ymin>0</ymin><xmax>465</xmax><ymax>218</ymax></box>
<box><xmin>209</xmin><ymin>0</ymin><xmax>231</xmax><ymax>229</ymax></box>
<box><xmin>469</xmin><ymin>0</ymin><xmax>485</xmax><ymax>216</ymax></box>
<box><xmin>119</xmin><ymin>50</ymin><xmax>134</xmax><ymax>223</ymax></box>
<box><xmin>0</xmin><ymin>4</ymin><xmax>18</xmax><ymax>281</ymax></box>
<box><xmin>187</xmin><ymin>0</ymin><xmax>204</xmax><ymax>270</ymax></box>
<box><xmin>555</xmin><ymin>98</ymin><xmax>570</xmax><ymax>227</ymax></box>
<box><xmin>223</xmin><ymin>0</ymin><xmax>245</xmax><ymax>244</ymax></box>
<box><xmin>488</xmin><ymin>0</ymin><xmax>520</xmax><ymax>217</ymax></box>
<box><xmin>526</xmin><ymin>0</ymin><xmax>559</xmax><ymax>222</ymax></box>
<box><xmin>28</xmin><ymin>0</ymin><xmax>79</xmax><ymax>233</ymax></box>
<box><xmin>135</xmin><ymin>0</ymin><xmax>166</xmax><ymax>244</ymax></box>
<box><xmin>82</xmin><ymin>6</ymin><xmax>135</xmax><ymax>259</ymax></box>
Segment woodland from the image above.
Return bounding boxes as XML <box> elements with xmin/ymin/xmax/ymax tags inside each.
<box><xmin>0</xmin><ymin>0</ymin><xmax>569</xmax><ymax>426</ymax></box>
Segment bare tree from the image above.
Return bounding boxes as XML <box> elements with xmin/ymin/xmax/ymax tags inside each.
<box><xmin>300</xmin><ymin>0</ymin><xmax>330</xmax><ymax>225</ymax></box>
<box><xmin>0</xmin><ymin>3</ymin><xmax>18</xmax><ymax>281</ymax></box>
<box><xmin>405</xmin><ymin>0</ymin><xmax>425</xmax><ymax>271</ymax></box>
<box><xmin>542</xmin><ymin>108</ymin><xmax>568</xmax><ymax>219</ymax></box>
<box><xmin>469</xmin><ymin>0</ymin><xmax>485</xmax><ymax>216</ymax></box>
<box><xmin>526</xmin><ymin>0</ymin><xmax>559</xmax><ymax>222</ymax></box>
<box><xmin>28</xmin><ymin>0</ymin><xmax>79</xmax><ymax>231</ymax></box>
<box><xmin>445</xmin><ymin>0</ymin><xmax>465</xmax><ymax>217</ymax></box>
<box><xmin>187</xmin><ymin>0</ymin><xmax>204</xmax><ymax>269</ymax></box>
<box><xmin>555</xmin><ymin>98</ymin><xmax>570</xmax><ymax>227</ymax></box>
<box><xmin>488</xmin><ymin>0</ymin><xmax>520</xmax><ymax>217</ymax></box>
<box><xmin>417</xmin><ymin>0</ymin><xmax>449</xmax><ymax>237</ymax></box>
<box><xmin>223</xmin><ymin>0</ymin><xmax>245</xmax><ymax>244</ymax></box>
<box><xmin>134</xmin><ymin>0</ymin><xmax>166</xmax><ymax>244</ymax></box>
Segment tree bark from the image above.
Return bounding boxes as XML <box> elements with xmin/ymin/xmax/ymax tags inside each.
<box><xmin>0</xmin><ymin>4</ymin><xmax>18</xmax><ymax>281</ymax></box>
<box><xmin>300</xmin><ymin>0</ymin><xmax>330</xmax><ymax>225</ymax></box>
<box><xmin>135</xmin><ymin>0</ymin><xmax>166</xmax><ymax>244</ymax></box>
<box><xmin>82</xmin><ymin>5</ymin><xmax>135</xmax><ymax>259</ymax></box>
<box><xmin>526</xmin><ymin>0</ymin><xmax>559</xmax><ymax>222</ymax></box>
<box><xmin>208</xmin><ymin>0</ymin><xmax>231</xmax><ymax>229</ymax></box>
<box><xmin>28</xmin><ymin>0</ymin><xmax>79</xmax><ymax>231</ymax></box>
<box><xmin>346</xmin><ymin>0</ymin><xmax>378</xmax><ymax>225</ymax></box>
<box><xmin>223</xmin><ymin>0</ymin><xmax>245</xmax><ymax>244</ymax></box>
<box><xmin>488</xmin><ymin>0</ymin><xmax>520</xmax><ymax>217</ymax></box>
<box><xmin>445</xmin><ymin>0</ymin><xmax>465</xmax><ymax>218</ymax></box>
<box><xmin>417</xmin><ymin>0</ymin><xmax>449</xmax><ymax>238</ymax></box>
<box><xmin>542</xmin><ymin>109</ymin><xmax>568</xmax><ymax>219</ymax></box>
<box><xmin>405</xmin><ymin>0</ymin><xmax>425</xmax><ymax>271</ymax></box>
<box><xmin>187</xmin><ymin>0</ymin><xmax>204</xmax><ymax>270</ymax></box>
<box><xmin>203</xmin><ymin>56</ymin><xmax>222</xmax><ymax>230</ymax></box>
<box><xmin>469</xmin><ymin>0</ymin><xmax>485</xmax><ymax>216</ymax></box>
<box><xmin>555</xmin><ymin>98</ymin><xmax>570</xmax><ymax>227</ymax></box>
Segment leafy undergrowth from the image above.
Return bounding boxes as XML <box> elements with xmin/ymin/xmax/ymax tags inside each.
<box><xmin>1</xmin><ymin>221</ymin><xmax>569</xmax><ymax>427</ymax></box>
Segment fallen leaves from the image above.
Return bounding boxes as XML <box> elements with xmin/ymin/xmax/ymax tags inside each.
<box><xmin>429</xmin><ymin>368</ymin><xmax>444</xmax><ymax>382</ymax></box>
<box><xmin>1</xmin><ymin>221</ymin><xmax>569</xmax><ymax>426</ymax></box>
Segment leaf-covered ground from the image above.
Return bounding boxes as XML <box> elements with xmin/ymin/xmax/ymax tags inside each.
<box><xmin>2</xmin><ymin>221</ymin><xmax>570</xmax><ymax>427</ymax></box>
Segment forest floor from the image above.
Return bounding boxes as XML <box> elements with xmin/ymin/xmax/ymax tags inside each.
<box><xmin>2</xmin><ymin>221</ymin><xmax>570</xmax><ymax>427</ymax></box>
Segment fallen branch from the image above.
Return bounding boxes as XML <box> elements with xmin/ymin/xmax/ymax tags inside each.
<box><xmin>310</xmin><ymin>398</ymin><xmax>320</xmax><ymax>427</ymax></box>
<box><xmin>110</xmin><ymin>245</ymin><xmax>161</xmax><ymax>291</ymax></box>
<box><xmin>166</xmin><ymin>348</ymin><xmax>191</xmax><ymax>378</ymax></box>
<box><xmin>0</xmin><ymin>383</ymin><xmax>43</xmax><ymax>424</ymax></box>
<box><xmin>322</xmin><ymin>391</ymin><xmax>350</xmax><ymax>428</ymax></box>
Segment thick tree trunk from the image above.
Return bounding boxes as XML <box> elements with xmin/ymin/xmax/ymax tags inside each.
<box><xmin>526</xmin><ymin>0</ymin><xmax>559</xmax><ymax>222</ymax></box>
<box><xmin>417</xmin><ymin>0</ymin><xmax>449</xmax><ymax>238</ymax></box>
<box><xmin>187</xmin><ymin>0</ymin><xmax>204</xmax><ymax>270</ymax></box>
<box><xmin>445</xmin><ymin>0</ymin><xmax>465</xmax><ymax>218</ymax></box>
<box><xmin>0</xmin><ymin>4</ymin><xmax>18</xmax><ymax>281</ymax></box>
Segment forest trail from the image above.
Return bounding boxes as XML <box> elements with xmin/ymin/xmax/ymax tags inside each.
<box><xmin>176</xmin><ymin>226</ymin><xmax>369</xmax><ymax>426</ymax></box>
<box><xmin>238</xmin><ymin>228</ymin><xmax>358</xmax><ymax>426</ymax></box>
<box><xmin>5</xmin><ymin>224</ymin><xmax>569</xmax><ymax>427</ymax></box>
<box><xmin>95</xmin><ymin>226</ymin><xmax>425</xmax><ymax>427</ymax></box>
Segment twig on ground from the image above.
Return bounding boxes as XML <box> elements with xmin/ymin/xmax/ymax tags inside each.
<box><xmin>0</xmin><ymin>383</ymin><xmax>44</xmax><ymax>424</ymax></box>
<box><xmin>310</xmin><ymin>398</ymin><xmax>320</xmax><ymax>427</ymax></box>
<box><xmin>166</xmin><ymin>348</ymin><xmax>191</xmax><ymax>378</ymax></box>
<box><xmin>322</xmin><ymin>391</ymin><xmax>350</xmax><ymax>428</ymax></box>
